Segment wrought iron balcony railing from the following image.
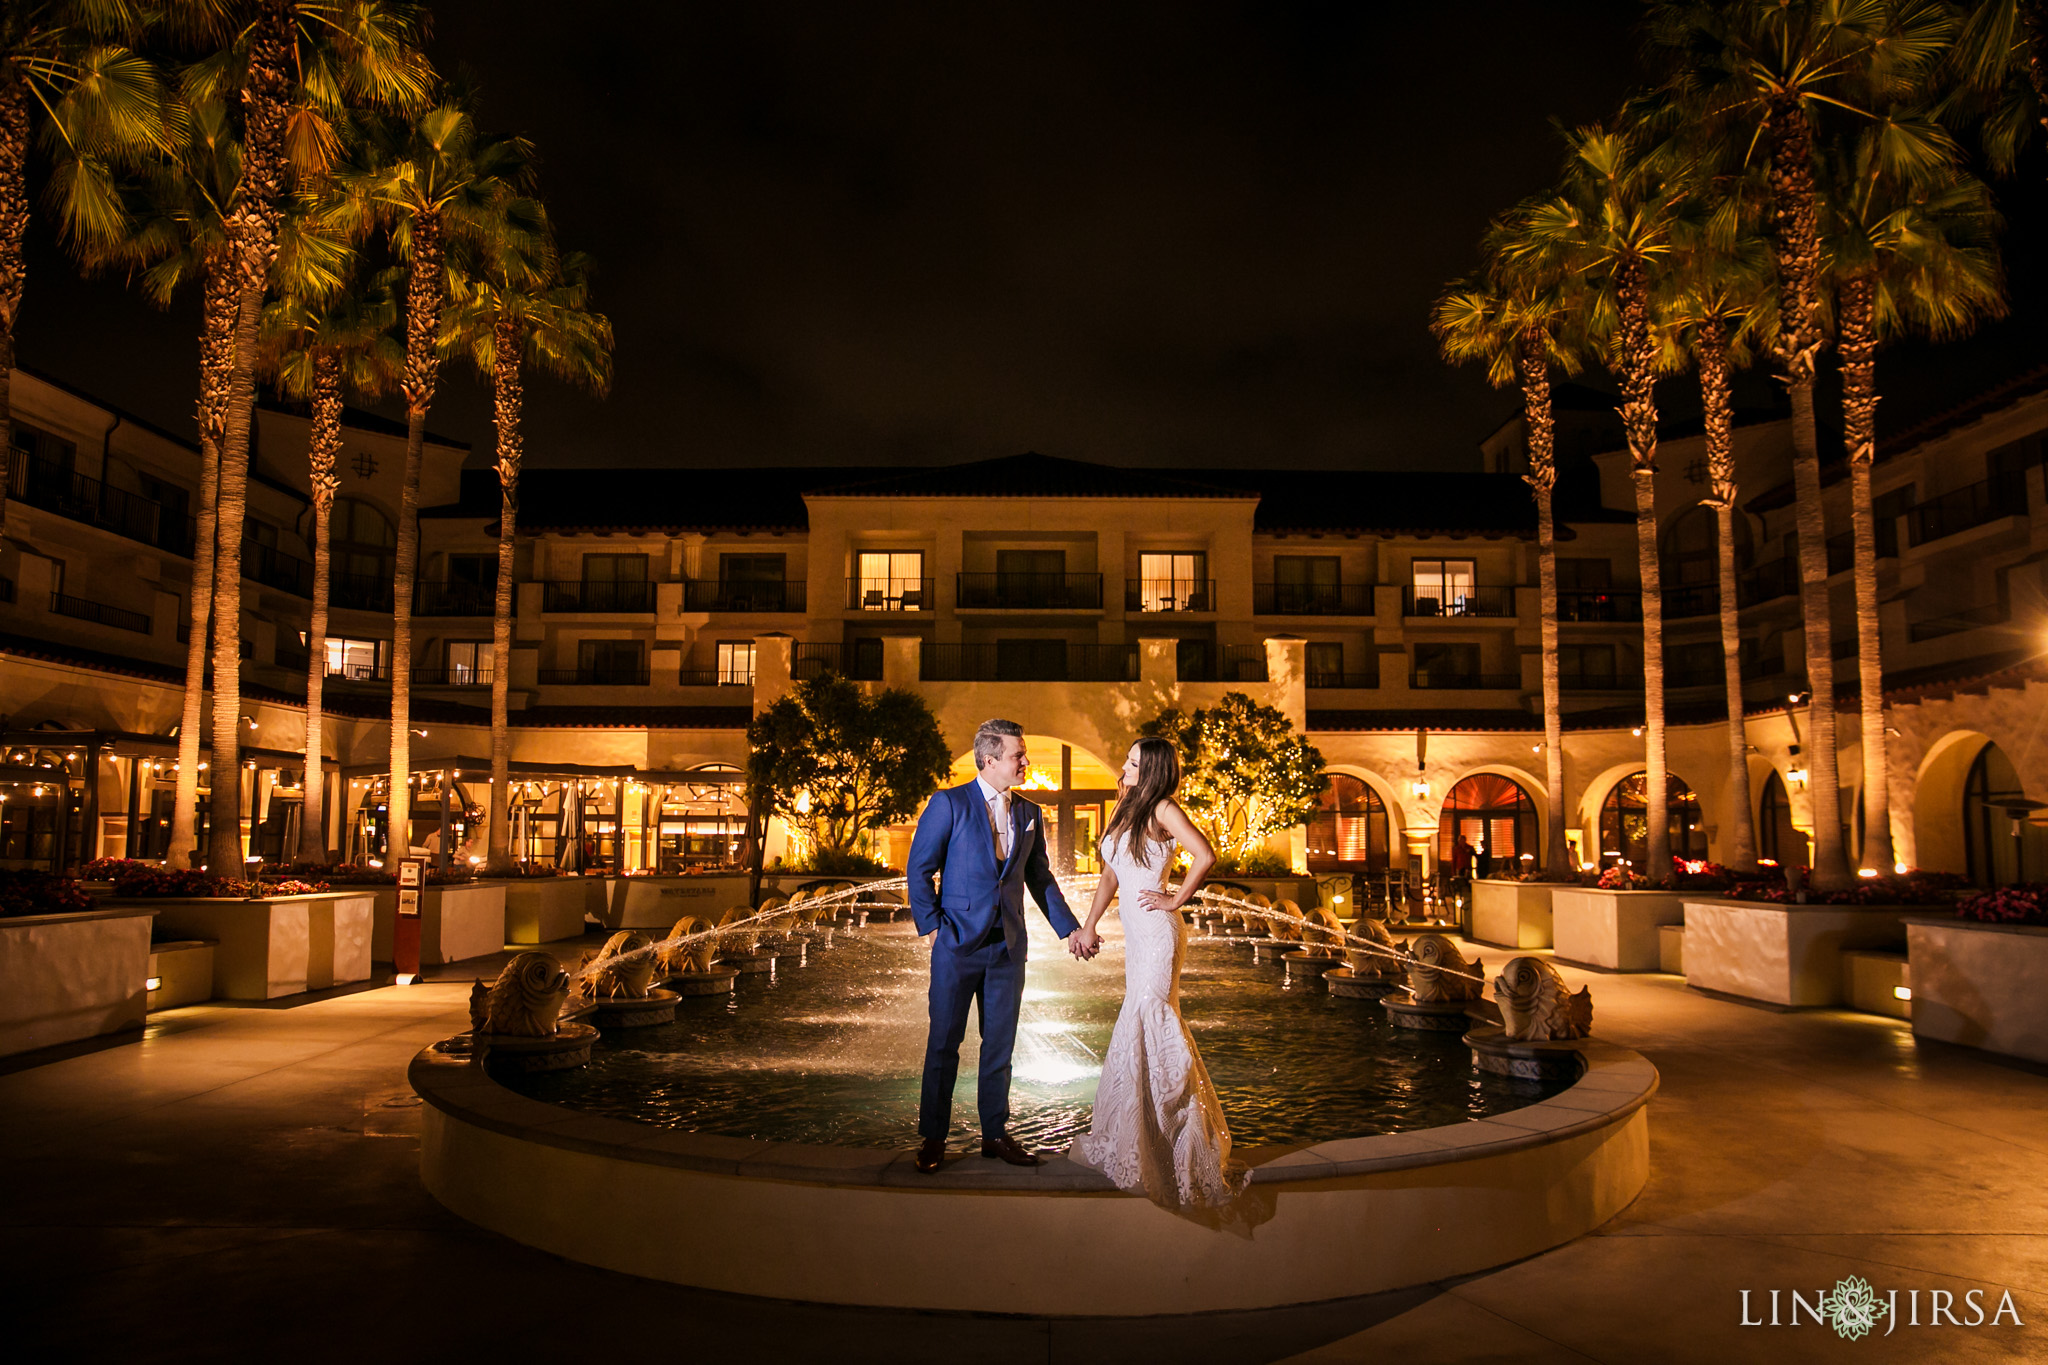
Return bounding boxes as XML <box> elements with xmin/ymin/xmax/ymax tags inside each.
<box><xmin>1555</xmin><ymin>591</ymin><xmax>1640</xmax><ymax>623</ymax></box>
<box><xmin>1662</xmin><ymin>583</ymin><xmax>1720</xmax><ymax>620</ymax></box>
<box><xmin>417</xmin><ymin>581</ymin><xmax>496</xmax><ymax>616</ymax></box>
<box><xmin>1126</xmin><ymin>579</ymin><xmax>1217</xmax><ymax>613</ymax></box>
<box><xmin>793</xmin><ymin>641</ymin><xmax>884</xmax><ymax>681</ymax></box>
<box><xmin>846</xmin><ymin>577</ymin><xmax>935</xmax><ymax>611</ymax></box>
<box><xmin>8</xmin><ymin>451</ymin><xmax>195</xmax><ymax>556</ymax></box>
<box><xmin>542</xmin><ymin>579</ymin><xmax>657</xmax><ymax>613</ymax></box>
<box><xmin>1306</xmin><ymin>670</ymin><xmax>1381</xmax><ymax>690</ymax></box>
<box><xmin>536</xmin><ymin>664</ymin><xmax>650</xmax><ymax>686</ymax></box>
<box><xmin>920</xmin><ymin>642</ymin><xmax>1139</xmax><ymax>682</ymax></box>
<box><xmin>1252</xmin><ymin>582</ymin><xmax>1375</xmax><ymax>616</ymax></box>
<box><xmin>1908</xmin><ymin>472</ymin><xmax>2027</xmax><ymax>546</ymax></box>
<box><xmin>331</xmin><ymin>573</ymin><xmax>394</xmax><ymax>612</ymax></box>
<box><xmin>50</xmin><ymin>591</ymin><xmax>151</xmax><ymax>634</ymax></box>
<box><xmin>1176</xmin><ymin>644</ymin><xmax>1269</xmax><ymax>683</ymax></box>
<box><xmin>1401</xmin><ymin>585</ymin><xmax>1517</xmax><ymax>618</ymax></box>
<box><xmin>1409</xmin><ymin>670</ymin><xmax>1522</xmax><ymax>690</ymax></box>
<box><xmin>954</xmin><ymin>572</ymin><xmax>1104</xmax><ymax>611</ymax></box>
<box><xmin>411</xmin><ymin>666</ymin><xmax>494</xmax><ymax>686</ymax></box>
<box><xmin>243</xmin><ymin>541</ymin><xmax>313</xmax><ymax>597</ymax></box>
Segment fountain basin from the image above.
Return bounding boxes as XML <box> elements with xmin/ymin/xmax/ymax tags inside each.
<box><xmin>411</xmin><ymin>1037</ymin><xmax>1655</xmax><ymax>1315</ymax></box>
<box><xmin>1382</xmin><ymin>990</ymin><xmax>1483</xmax><ymax>1032</ymax></box>
<box><xmin>664</xmin><ymin>969</ymin><xmax>739</xmax><ymax>996</ymax></box>
<box><xmin>588</xmin><ymin>990</ymin><xmax>679</xmax><ymax>1029</ymax></box>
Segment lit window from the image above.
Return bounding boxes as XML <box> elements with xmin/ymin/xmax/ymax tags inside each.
<box><xmin>856</xmin><ymin>551</ymin><xmax>925</xmax><ymax>610</ymax></box>
<box><xmin>446</xmin><ymin>641</ymin><xmax>490</xmax><ymax>684</ymax></box>
<box><xmin>1411</xmin><ymin>559</ymin><xmax>1475</xmax><ymax>612</ymax></box>
<box><xmin>717</xmin><ymin>641</ymin><xmax>756</xmax><ymax>686</ymax></box>
<box><xmin>325</xmin><ymin>637</ymin><xmax>387</xmax><ymax>680</ymax></box>
<box><xmin>1138</xmin><ymin>553</ymin><xmax>1207</xmax><ymax>611</ymax></box>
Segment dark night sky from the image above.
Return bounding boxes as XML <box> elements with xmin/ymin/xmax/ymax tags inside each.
<box><xmin>16</xmin><ymin>1</ymin><xmax>2047</xmax><ymax>473</ymax></box>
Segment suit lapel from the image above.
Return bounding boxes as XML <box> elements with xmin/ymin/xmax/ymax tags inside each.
<box><xmin>999</xmin><ymin>795</ymin><xmax>1029</xmax><ymax>879</ymax></box>
<box><xmin>968</xmin><ymin>782</ymin><xmax>1000</xmax><ymax>875</ymax></box>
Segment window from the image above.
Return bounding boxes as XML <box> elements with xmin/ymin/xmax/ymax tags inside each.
<box><xmin>996</xmin><ymin>638</ymin><xmax>1066</xmax><ymax>680</ymax></box>
<box><xmin>1410</xmin><ymin>559</ymin><xmax>1475</xmax><ymax>613</ymax></box>
<box><xmin>1306</xmin><ymin>641</ymin><xmax>1345</xmax><ymax>686</ymax></box>
<box><xmin>720</xmin><ymin>553</ymin><xmax>784</xmax><ymax>584</ymax></box>
<box><xmin>1308</xmin><ymin>774</ymin><xmax>1389</xmax><ymax>872</ymax></box>
<box><xmin>1661</xmin><ymin>507</ymin><xmax>1720</xmax><ymax>587</ymax></box>
<box><xmin>1556</xmin><ymin>558</ymin><xmax>1611</xmax><ymax>590</ymax></box>
<box><xmin>1412</xmin><ymin>641</ymin><xmax>1479</xmax><ymax>684</ymax></box>
<box><xmin>136</xmin><ymin>472</ymin><xmax>190</xmax><ymax>525</ymax></box>
<box><xmin>247</xmin><ymin>519</ymin><xmax>278</xmax><ymax>550</ymax></box>
<box><xmin>1872</xmin><ymin>486</ymin><xmax>1914</xmax><ymax>559</ymax></box>
<box><xmin>578</xmin><ymin>639</ymin><xmax>646</xmax><ymax>682</ymax></box>
<box><xmin>1666</xmin><ymin>641</ymin><xmax>1723</xmax><ymax>687</ymax></box>
<box><xmin>1137</xmin><ymin>552</ymin><xmax>1207</xmax><ymax>612</ymax></box>
<box><xmin>716</xmin><ymin>641</ymin><xmax>755</xmax><ymax>686</ymax></box>
<box><xmin>448</xmin><ymin>553</ymin><xmax>497</xmax><ymax>585</ymax></box>
<box><xmin>1272</xmin><ymin>555</ymin><xmax>1340</xmax><ymax>612</ymax></box>
<box><xmin>1600</xmin><ymin>772</ymin><xmax>1705</xmax><ymax>866</ymax></box>
<box><xmin>857</xmin><ymin>551</ymin><xmax>925</xmax><ymax>610</ymax></box>
<box><xmin>1559</xmin><ymin>642</ymin><xmax>1617</xmax><ymax>687</ymax></box>
<box><xmin>1758</xmin><ymin>770</ymin><xmax>1801</xmax><ymax>866</ymax></box>
<box><xmin>1439</xmin><ymin>773</ymin><xmax>1538</xmax><ymax>869</ymax></box>
<box><xmin>10</xmin><ymin>420</ymin><xmax>76</xmax><ymax>470</ymax></box>
<box><xmin>998</xmin><ymin>549</ymin><xmax>1064</xmax><ymax>578</ymax></box>
<box><xmin>326</xmin><ymin>637</ymin><xmax>387</xmax><ymax>680</ymax></box>
<box><xmin>445</xmin><ymin>641</ymin><xmax>490</xmax><ymax>684</ymax></box>
<box><xmin>333</xmin><ymin>498</ymin><xmax>395</xmax><ymax>580</ymax></box>
<box><xmin>583</xmin><ymin>553</ymin><xmax>648</xmax><ymax>584</ymax></box>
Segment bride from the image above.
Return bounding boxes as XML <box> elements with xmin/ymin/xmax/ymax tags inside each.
<box><xmin>1068</xmin><ymin>737</ymin><xmax>1249</xmax><ymax>1210</ymax></box>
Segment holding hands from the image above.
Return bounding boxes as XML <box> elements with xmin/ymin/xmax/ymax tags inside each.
<box><xmin>1068</xmin><ymin>926</ymin><xmax>1101</xmax><ymax>960</ymax></box>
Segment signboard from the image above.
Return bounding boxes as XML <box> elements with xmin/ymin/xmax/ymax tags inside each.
<box><xmin>393</xmin><ymin>856</ymin><xmax>426</xmax><ymax>985</ymax></box>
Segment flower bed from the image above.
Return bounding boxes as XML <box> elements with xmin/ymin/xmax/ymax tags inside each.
<box><xmin>1954</xmin><ymin>883</ymin><xmax>2048</xmax><ymax>925</ymax></box>
<box><xmin>1905</xmin><ymin>914</ymin><xmax>2048</xmax><ymax>1064</ymax></box>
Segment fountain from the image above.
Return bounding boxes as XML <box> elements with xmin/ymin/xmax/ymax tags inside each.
<box><xmin>1382</xmin><ymin>932</ymin><xmax>1487</xmax><ymax>1031</ymax></box>
<box><xmin>716</xmin><ymin>905</ymin><xmax>781</xmax><ymax>973</ymax></box>
<box><xmin>411</xmin><ymin>872</ymin><xmax>1659</xmax><ymax>1315</ymax></box>
<box><xmin>1282</xmin><ymin>903</ymin><xmax>1347</xmax><ymax>986</ymax></box>
<box><xmin>462</xmin><ymin>950</ymin><xmax>597</xmax><ymax>1071</ymax></box>
<box><xmin>571</xmin><ymin>930</ymin><xmax>680</xmax><ymax>1027</ymax></box>
<box><xmin>656</xmin><ymin>916</ymin><xmax>740</xmax><ymax>996</ymax></box>
<box><xmin>1467</xmin><ymin>955</ymin><xmax>1596</xmax><ymax>1080</ymax></box>
<box><xmin>1325</xmin><ymin>906</ymin><xmax>1408</xmax><ymax>998</ymax></box>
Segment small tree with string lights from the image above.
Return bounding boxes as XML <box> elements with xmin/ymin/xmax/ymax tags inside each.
<box><xmin>746</xmin><ymin>673</ymin><xmax>951</xmax><ymax>868</ymax></box>
<box><xmin>1142</xmin><ymin>692</ymin><xmax>1326</xmax><ymax>868</ymax></box>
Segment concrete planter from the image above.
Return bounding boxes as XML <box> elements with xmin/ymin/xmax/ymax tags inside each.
<box><xmin>122</xmin><ymin>893</ymin><xmax>373</xmax><ymax>1001</ymax></box>
<box><xmin>368</xmin><ymin>882</ymin><xmax>508</xmax><ymax>966</ymax></box>
<box><xmin>1904</xmin><ymin>917</ymin><xmax>2048</xmax><ymax>1064</ymax></box>
<box><xmin>147</xmin><ymin>939</ymin><xmax>215</xmax><ymax>1010</ymax></box>
<box><xmin>497</xmin><ymin>877</ymin><xmax>598</xmax><ymax>945</ymax></box>
<box><xmin>0</xmin><ymin>905</ymin><xmax>157</xmax><ymax>1057</ymax></box>
<box><xmin>1551</xmin><ymin>889</ymin><xmax>1687</xmax><ymax>971</ymax></box>
<box><xmin>1471</xmin><ymin>880</ymin><xmax>1554</xmax><ymax>949</ymax></box>
<box><xmin>1681</xmin><ymin>898</ymin><xmax>1917</xmax><ymax>1007</ymax></box>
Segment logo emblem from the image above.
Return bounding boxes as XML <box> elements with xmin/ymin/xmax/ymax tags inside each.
<box><xmin>1821</xmin><ymin>1276</ymin><xmax>1889</xmax><ymax>1341</ymax></box>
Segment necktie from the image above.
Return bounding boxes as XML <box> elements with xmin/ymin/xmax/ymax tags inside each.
<box><xmin>989</xmin><ymin>791</ymin><xmax>1009</xmax><ymax>860</ymax></box>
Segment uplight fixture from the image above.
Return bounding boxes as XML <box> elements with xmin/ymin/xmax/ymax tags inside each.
<box><xmin>145</xmin><ymin>977</ymin><xmax>162</xmax><ymax>992</ymax></box>
<box><xmin>1893</xmin><ymin>985</ymin><xmax>1913</xmax><ymax>1002</ymax></box>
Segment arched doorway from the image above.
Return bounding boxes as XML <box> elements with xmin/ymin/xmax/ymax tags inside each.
<box><xmin>1600</xmin><ymin>771</ymin><xmax>1704</xmax><ymax>869</ymax></box>
<box><xmin>1758</xmin><ymin>769</ymin><xmax>1804</xmax><ymax>867</ymax></box>
<box><xmin>1307</xmin><ymin>774</ymin><xmax>1390</xmax><ymax>872</ymax></box>
<box><xmin>1962</xmin><ymin>741</ymin><xmax>2048</xmax><ymax>886</ymax></box>
<box><xmin>944</xmin><ymin>737</ymin><xmax>1120</xmax><ymax>875</ymax></box>
<box><xmin>1439</xmin><ymin>773</ymin><xmax>1538</xmax><ymax>874</ymax></box>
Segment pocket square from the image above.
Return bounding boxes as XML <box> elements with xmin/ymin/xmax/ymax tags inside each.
<box><xmin>1025</xmin><ymin>819</ymin><xmax>1036</xmax><ymax>831</ymax></box>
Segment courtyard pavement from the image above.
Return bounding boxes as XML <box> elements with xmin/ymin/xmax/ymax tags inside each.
<box><xmin>5</xmin><ymin>934</ymin><xmax>2044</xmax><ymax>1364</ymax></box>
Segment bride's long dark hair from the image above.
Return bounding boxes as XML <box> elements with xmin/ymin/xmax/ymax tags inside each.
<box><xmin>1100</xmin><ymin>737</ymin><xmax>1180</xmax><ymax>869</ymax></box>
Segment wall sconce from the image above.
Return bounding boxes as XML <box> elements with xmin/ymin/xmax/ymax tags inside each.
<box><xmin>1630</xmin><ymin>726</ymin><xmax>1644</xmax><ymax>738</ymax></box>
<box><xmin>1410</xmin><ymin>776</ymin><xmax>1430</xmax><ymax>799</ymax></box>
<box><xmin>1787</xmin><ymin>691</ymin><xmax>1810</xmax><ymax>705</ymax></box>
<box><xmin>1787</xmin><ymin>766</ymin><xmax>1808</xmax><ymax>787</ymax></box>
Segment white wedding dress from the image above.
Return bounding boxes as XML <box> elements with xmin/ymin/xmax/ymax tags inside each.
<box><xmin>1072</xmin><ymin>828</ymin><xmax>1249</xmax><ymax>1210</ymax></box>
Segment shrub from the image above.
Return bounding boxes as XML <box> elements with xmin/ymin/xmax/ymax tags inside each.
<box><xmin>113</xmin><ymin>867</ymin><xmax>262</xmax><ymax>898</ymax></box>
<box><xmin>0</xmin><ymin>871</ymin><xmax>94</xmax><ymax>918</ymax></box>
<box><xmin>792</xmin><ymin>848</ymin><xmax>896</xmax><ymax>876</ymax></box>
<box><xmin>1597</xmin><ymin>865</ymin><xmax>1649</xmax><ymax>890</ymax></box>
<box><xmin>260</xmin><ymin>861</ymin><xmax>474</xmax><ymax>886</ymax></box>
<box><xmin>1955</xmin><ymin>884</ymin><xmax>2048</xmax><ymax>925</ymax></box>
<box><xmin>1212</xmin><ymin>849</ymin><xmax>1293</xmax><ymax>878</ymax></box>
<box><xmin>79</xmin><ymin>857</ymin><xmax>157</xmax><ymax>881</ymax></box>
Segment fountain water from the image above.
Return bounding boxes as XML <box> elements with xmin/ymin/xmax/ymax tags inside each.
<box><xmin>1382</xmin><ymin>933</ymin><xmax>1489</xmax><ymax>1031</ymax></box>
<box><xmin>572</xmin><ymin>931</ymin><xmax>680</xmax><ymax>1027</ymax></box>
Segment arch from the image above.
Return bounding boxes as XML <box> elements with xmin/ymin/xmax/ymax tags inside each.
<box><xmin>331</xmin><ymin>496</ymin><xmax>396</xmax><ymax>582</ymax></box>
<box><xmin>1438</xmin><ymin>771</ymin><xmax>1540</xmax><ymax>873</ymax></box>
<box><xmin>1598</xmin><ymin>770</ymin><xmax>1704</xmax><ymax>869</ymax></box>
<box><xmin>942</xmin><ymin>733</ymin><xmax>1122</xmax><ymax>875</ymax></box>
<box><xmin>1307</xmin><ymin>772</ymin><xmax>1390</xmax><ymax>872</ymax></box>
<box><xmin>1661</xmin><ymin>503</ymin><xmax>1751</xmax><ymax>592</ymax></box>
<box><xmin>1757</xmin><ymin>769</ymin><xmax>1804</xmax><ymax>868</ymax></box>
<box><xmin>1961</xmin><ymin>740</ymin><xmax>2048</xmax><ymax>887</ymax></box>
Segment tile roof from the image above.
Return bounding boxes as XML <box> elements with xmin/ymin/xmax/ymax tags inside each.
<box><xmin>807</xmin><ymin>452</ymin><xmax>1255</xmax><ymax>501</ymax></box>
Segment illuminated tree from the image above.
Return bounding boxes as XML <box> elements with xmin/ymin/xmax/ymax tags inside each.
<box><xmin>1142</xmin><ymin>692</ymin><xmax>1326</xmax><ymax>865</ymax></box>
<box><xmin>746</xmin><ymin>674</ymin><xmax>951</xmax><ymax>863</ymax></box>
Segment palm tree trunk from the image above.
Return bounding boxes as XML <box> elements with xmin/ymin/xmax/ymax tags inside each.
<box><xmin>388</xmin><ymin>209</ymin><xmax>445</xmax><ymax>858</ymax></box>
<box><xmin>1765</xmin><ymin>97</ymin><xmax>1851</xmax><ymax>891</ymax></box>
<box><xmin>204</xmin><ymin>1</ymin><xmax>292</xmax><ymax>877</ymax></box>
<box><xmin>0</xmin><ymin>67</ymin><xmax>27</xmax><ymax>525</ymax></box>
<box><xmin>1837</xmin><ymin>272</ymin><xmax>1891</xmax><ymax>873</ymax></box>
<box><xmin>1699</xmin><ymin>323</ymin><xmax>1757</xmax><ymax>873</ymax></box>
<box><xmin>486</xmin><ymin>311</ymin><xmax>523</xmax><ymax>875</ymax></box>
<box><xmin>168</xmin><ymin>249</ymin><xmax>235</xmax><ymax>867</ymax></box>
<box><xmin>1517</xmin><ymin>333</ymin><xmax>1568</xmax><ymax>877</ymax></box>
<box><xmin>298</xmin><ymin>350</ymin><xmax>342</xmax><ymax>862</ymax></box>
<box><xmin>1617</xmin><ymin>259</ymin><xmax>1669</xmax><ymax>880</ymax></box>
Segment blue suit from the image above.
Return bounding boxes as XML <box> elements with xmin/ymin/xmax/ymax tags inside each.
<box><xmin>907</xmin><ymin>779</ymin><xmax>1080</xmax><ymax>1142</ymax></box>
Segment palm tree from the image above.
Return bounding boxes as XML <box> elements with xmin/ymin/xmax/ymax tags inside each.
<box><xmin>442</xmin><ymin>217</ymin><xmax>612</xmax><ymax>875</ymax></box>
<box><xmin>180</xmin><ymin>0</ymin><xmax>429</xmax><ymax>873</ymax></box>
<box><xmin>1659</xmin><ymin>199</ymin><xmax>1777</xmax><ymax>875</ymax></box>
<box><xmin>1432</xmin><ymin>221</ymin><xmax>1583</xmax><ymax>880</ymax></box>
<box><xmin>348</xmin><ymin>89</ymin><xmax>532</xmax><ymax>859</ymax></box>
<box><xmin>1643</xmin><ymin>0</ymin><xmax>1955</xmax><ymax>891</ymax></box>
<box><xmin>1940</xmin><ymin>0</ymin><xmax>2048</xmax><ymax>178</ymax></box>
<box><xmin>0</xmin><ymin>1</ymin><xmax>163</xmax><ymax>517</ymax></box>
<box><xmin>260</xmin><ymin>257</ymin><xmax>402</xmax><ymax>862</ymax></box>
<box><xmin>1823</xmin><ymin>113</ymin><xmax>2006</xmax><ymax>872</ymax></box>
<box><xmin>1516</xmin><ymin>117</ymin><xmax>1693</xmax><ymax>882</ymax></box>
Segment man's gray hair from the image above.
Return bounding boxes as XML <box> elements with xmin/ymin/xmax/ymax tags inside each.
<box><xmin>973</xmin><ymin>718</ymin><xmax>1024</xmax><ymax>770</ymax></box>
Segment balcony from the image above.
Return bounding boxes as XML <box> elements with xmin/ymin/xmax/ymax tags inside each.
<box><xmin>1908</xmin><ymin>472</ymin><xmax>2027</xmax><ymax>546</ymax></box>
<box><xmin>1253</xmin><ymin>582</ymin><xmax>1375</xmax><ymax>616</ymax></box>
<box><xmin>955</xmin><ymin>572</ymin><xmax>1103</xmax><ymax>611</ymax></box>
<box><xmin>1401</xmin><ymin>585</ymin><xmax>1517</xmax><ymax>618</ymax></box>
<box><xmin>50</xmin><ymin>591</ymin><xmax>151</xmax><ymax>634</ymax></box>
<box><xmin>1177</xmin><ymin>644</ymin><xmax>1269</xmax><ymax>683</ymax></box>
<box><xmin>332</xmin><ymin>573</ymin><xmax>394</xmax><ymax>612</ymax></box>
<box><xmin>1662</xmin><ymin>583</ymin><xmax>1720</xmax><ymax>620</ymax></box>
<box><xmin>678</xmin><ymin>668</ymin><xmax>752</xmax><ymax>686</ymax></box>
<box><xmin>1737</xmin><ymin>558</ymin><xmax>1799</xmax><ymax>608</ymax></box>
<box><xmin>1307</xmin><ymin>669</ymin><xmax>1381</xmax><ymax>690</ymax></box>
<box><xmin>1560</xmin><ymin>670</ymin><xmax>1646</xmax><ymax>692</ymax></box>
<box><xmin>794</xmin><ymin>641</ymin><xmax>883</xmax><ymax>681</ymax></box>
<box><xmin>846</xmin><ymin>578</ymin><xmax>934</xmax><ymax>612</ymax></box>
<box><xmin>8</xmin><ymin>451</ymin><xmax>195</xmax><ymax>556</ymax></box>
<box><xmin>921</xmin><ymin>643</ymin><xmax>1138</xmax><ymax>682</ymax></box>
<box><xmin>536</xmin><ymin>664</ymin><xmax>650</xmax><ymax>686</ymax></box>
<box><xmin>412</xmin><ymin>666</ymin><xmax>494</xmax><ymax>686</ymax></box>
<box><xmin>543</xmin><ymin>579</ymin><xmax>657</xmax><ymax>613</ymax></box>
<box><xmin>243</xmin><ymin>542</ymin><xmax>312</xmax><ymax>597</ymax></box>
<box><xmin>1126</xmin><ymin>579</ymin><xmax>1217</xmax><ymax>613</ymax></box>
<box><xmin>685</xmin><ymin>579</ymin><xmax>807</xmax><ymax>613</ymax></box>
<box><xmin>1409</xmin><ymin>670</ymin><xmax>1522</xmax><ymax>690</ymax></box>
<box><xmin>417</xmin><ymin>580</ymin><xmax>495</xmax><ymax>616</ymax></box>
<box><xmin>1556</xmin><ymin>591</ymin><xmax>1640</xmax><ymax>623</ymax></box>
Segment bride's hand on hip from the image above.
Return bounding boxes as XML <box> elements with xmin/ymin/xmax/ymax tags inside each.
<box><xmin>1136</xmin><ymin>889</ymin><xmax>1176</xmax><ymax>913</ymax></box>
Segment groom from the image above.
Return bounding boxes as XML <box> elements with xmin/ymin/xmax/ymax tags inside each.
<box><xmin>907</xmin><ymin>718</ymin><xmax>1099</xmax><ymax>1173</ymax></box>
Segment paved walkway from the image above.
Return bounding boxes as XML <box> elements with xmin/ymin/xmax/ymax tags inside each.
<box><xmin>7</xmin><ymin>938</ymin><xmax>2044</xmax><ymax>1363</ymax></box>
